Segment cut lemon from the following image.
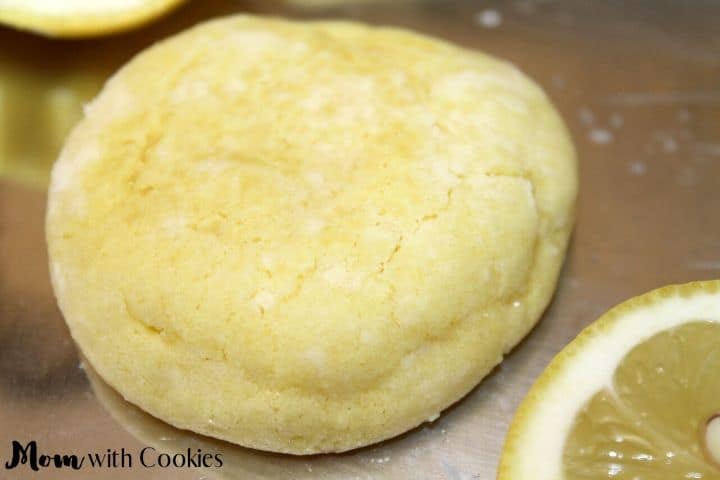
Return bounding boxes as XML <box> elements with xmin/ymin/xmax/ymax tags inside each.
<box><xmin>0</xmin><ymin>0</ymin><xmax>186</xmax><ymax>37</ymax></box>
<box><xmin>0</xmin><ymin>69</ymin><xmax>103</xmax><ymax>188</ymax></box>
<box><xmin>499</xmin><ymin>280</ymin><xmax>720</xmax><ymax>479</ymax></box>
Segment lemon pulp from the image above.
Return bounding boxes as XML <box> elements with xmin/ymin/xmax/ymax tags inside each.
<box><xmin>563</xmin><ymin>321</ymin><xmax>720</xmax><ymax>479</ymax></box>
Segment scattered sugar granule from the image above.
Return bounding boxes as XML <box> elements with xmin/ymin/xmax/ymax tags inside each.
<box><xmin>551</xmin><ymin>74</ymin><xmax>566</xmax><ymax>90</ymax></box>
<box><xmin>578</xmin><ymin>107</ymin><xmax>594</xmax><ymax>125</ymax></box>
<box><xmin>661</xmin><ymin>136</ymin><xmax>678</xmax><ymax>153</ymax></box>
<box><xmin>475</xmin><ymin>9</ymin><xmax>502</xmax><ymax>28</ymax></box>
<box><xmin>628</xmin><ymin>161</ymin><xmax>647</xmax><ymax>176</ymax></box>
<box><xmin>610</xmin><ymin>113</ymin><xmax>624</xmax><ymax>129</ymax></box>
<box><xmin>589</xmin><ymin>128</ymin><xmax>614</xmax><ymax>145</ymax></box>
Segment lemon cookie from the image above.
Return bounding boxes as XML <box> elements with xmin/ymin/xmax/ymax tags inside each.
<box><xmin>47</xmin><ymin>15</ymin><xmax>577</xmax><ymax>454</ymax></box>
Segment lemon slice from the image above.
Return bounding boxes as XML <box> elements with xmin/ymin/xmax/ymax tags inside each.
<box><xmin>0</xmin><ymin>0</ymin><xmax>186</xmax><ymax>37</ymax></box>
<box><xmin>499</xmin><ymin>280</ymin><xmax>720</xmax><ymax>479</ymax></box>
<box><xmin>0</xmin><ymin>70</ymin><xmax>103</xmax><ymax>188</ymax></box>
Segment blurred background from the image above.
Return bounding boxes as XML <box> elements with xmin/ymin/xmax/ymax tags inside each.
<box><xmin>1</xmin><ymin>1</ymin><xmax>719</xmax><ymax>478</ymax></box>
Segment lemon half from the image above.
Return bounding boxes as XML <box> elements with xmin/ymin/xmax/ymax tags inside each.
<box><xmin>499</xmin><ymin>280</ymin><xmax>720</xmax><ymax>479</ymax></box>
<box><xmin>0</xmin><ymin>0</ymin><xmax>186</xmax><ymax>37</ymax></box>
